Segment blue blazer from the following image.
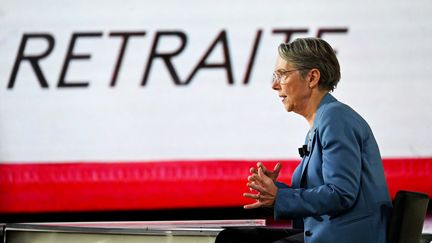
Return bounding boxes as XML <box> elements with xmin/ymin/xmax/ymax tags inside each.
<box><xmin>274</xmin><ymin>93</ymin><xmax>392</xmax><ymax>243</ymax></box>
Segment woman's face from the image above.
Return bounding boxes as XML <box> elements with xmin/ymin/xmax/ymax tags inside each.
<box><xmin>272</xmin><ymin>56</ymin><xmax>311</xmax><ymax>114</ymax></box>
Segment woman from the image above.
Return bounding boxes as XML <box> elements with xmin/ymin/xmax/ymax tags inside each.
<box><xmin>217</xmin><ymin>38</ymin><xmax>392</xmax><ymax>243</ymax></box>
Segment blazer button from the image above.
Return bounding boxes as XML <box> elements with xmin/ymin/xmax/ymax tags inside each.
<box><xmin>305</xmin><ymin>230</ymin><xmax>312</xmax><ymax>237</ymax></box>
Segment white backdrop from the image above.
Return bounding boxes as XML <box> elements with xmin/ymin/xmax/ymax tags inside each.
<box><xmin>1</xmin><ymin>0</ymin><xmax>431</xmax><ymax>162</ymax></box>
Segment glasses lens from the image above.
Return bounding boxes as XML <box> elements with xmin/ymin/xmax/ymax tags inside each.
<box><xmin>273</xmin><ymin>73</ymin><xmax>279</xmax><ymax>84</ymax></box>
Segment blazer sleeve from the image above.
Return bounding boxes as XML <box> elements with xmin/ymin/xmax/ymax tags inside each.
<box><xmin>275</xmin><ymin>181</ymin><xmax>290</xmax><ymax>189</ymax></box>
<box><xmin>274</xmin><ymin>105</ymin><xmax>364</xmax><ymax>219</ymax></box>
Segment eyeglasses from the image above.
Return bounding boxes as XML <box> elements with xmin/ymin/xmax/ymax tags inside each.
<box><xmin>272</xmin><ymin>69</ymin><xmax>304</xmax><ymax>85</ymax></box>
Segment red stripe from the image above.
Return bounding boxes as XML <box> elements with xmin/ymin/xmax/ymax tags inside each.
<box><xmin>0</xmin><ymin>158</ymin><xmax>431</xmax><ymax>213</ymax></box>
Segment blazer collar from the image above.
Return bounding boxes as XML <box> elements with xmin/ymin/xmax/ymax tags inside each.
<box><xmin>299</xmin><ymin>93</ymin><xmax>337</xmax><ymax>186</ymax></box>
<box><xmin>311</xmin><ymin>93</ymin><xmax>337</xmax><ymax>131</ymax></box>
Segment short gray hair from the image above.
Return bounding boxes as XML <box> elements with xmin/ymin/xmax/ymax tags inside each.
<box><xmin>278</xmin><ymin>38</ymin><xmax>340</xmax><ymax>91</ymax></box>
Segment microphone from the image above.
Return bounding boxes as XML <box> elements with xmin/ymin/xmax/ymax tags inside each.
<box><xmin>298</xmin><ymin>145</ymin><xmax>310</xmax><ymax>158</ymax></box>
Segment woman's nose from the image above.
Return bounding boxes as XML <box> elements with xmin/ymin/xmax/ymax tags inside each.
<box><xmin>272</xmin><ymin>80</ymin><xmax>280</xmax><ymax>90</ymax></box>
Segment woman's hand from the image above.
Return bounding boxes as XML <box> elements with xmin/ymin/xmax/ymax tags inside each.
<box><xmin>243</xmin><ymin>167</ymin><xmax>278</xmax><ymax>209</ymax></box>
<box><xmin>249</xmin><ymin>162</ymin><xmax>281</xmax><ymax>182</ymax></box>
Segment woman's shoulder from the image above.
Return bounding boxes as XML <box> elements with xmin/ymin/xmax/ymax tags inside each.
<box><xmin>318</xmin><ymin>100</ymin><xmax>368</xmax><ymax>130</ymax></box>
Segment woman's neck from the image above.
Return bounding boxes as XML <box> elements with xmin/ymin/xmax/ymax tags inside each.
<box><xmin>302</xmin><ymin>91</ymin><xmax>328</xmax><ymax>129</ymax></box>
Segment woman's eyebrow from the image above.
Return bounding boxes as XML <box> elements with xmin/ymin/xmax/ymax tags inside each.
<box><xmin>274</xmin><ymin>68</ymin><xmax>288</xmax><ymax>74</ymax></box>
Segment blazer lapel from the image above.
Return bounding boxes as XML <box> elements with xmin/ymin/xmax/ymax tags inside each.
<box><xmin>299</xmin><ymin>93</ymin><xmax>337</xmax><ymax>186</ymax></box>
<box><xmin>300</xmin><ymin>128</ymin><xmax>317</xmax><ymax>185</ymax></box>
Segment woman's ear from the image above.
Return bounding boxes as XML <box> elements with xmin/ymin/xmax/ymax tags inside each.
<box><xmin>308</xmin><ymin>68</ymin><xmax>320</xmax><ymax>89</ymax></box>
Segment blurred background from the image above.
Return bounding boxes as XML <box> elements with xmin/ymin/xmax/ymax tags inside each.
<box><xmin>0</xmin><ymin>0</ymin><xmax>431</xmax><ymax>227</ymax></box>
